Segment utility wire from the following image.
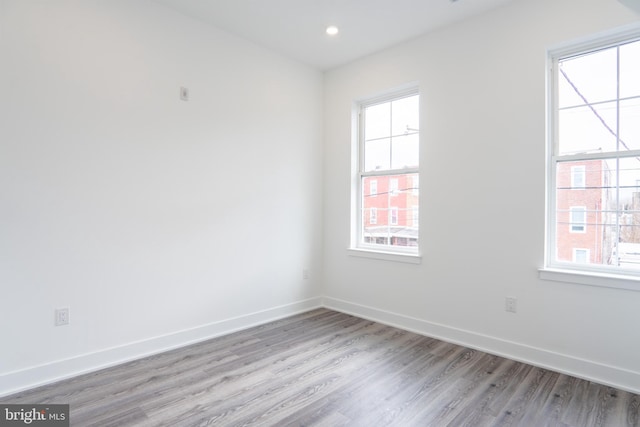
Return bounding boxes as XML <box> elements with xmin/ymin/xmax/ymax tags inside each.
<box><xmin>559</xmin><ymin>67</ymin><xmax>637</xmax><ymax>159</ymax></box>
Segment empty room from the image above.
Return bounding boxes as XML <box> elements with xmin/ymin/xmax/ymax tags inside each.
<box><xmin>2</xmin><ymin>0</ymin><xmax>640</xmax><ymax>425</ymax></box>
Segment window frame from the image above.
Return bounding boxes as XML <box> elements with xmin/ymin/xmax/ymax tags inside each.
<box><xmin>350</xmin><ymin>86</ymin><xmax>421</xmax><ymax>262</ymax></box>
<box><xmin>542</xmin><ymin>24</ymin><xmax>640</xmax><ymax>289</ymax></box>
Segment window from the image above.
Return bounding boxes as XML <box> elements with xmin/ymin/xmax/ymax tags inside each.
<box><xmin>390</xmin><ymin>207</ymin><xmax>398</xmax><ymax>225</ymax></box>
<box><xmin>573</xmin><ymin>248</ymin><xmax>590</xmax><ymax>263</ymax></box>
<box><xmin>569</xmin><ymin>206</ymin><xmax>586</xmax><ymax>233</ymax></box>
<box><xmin>546</xmin><ymin>29</ymin><xmax>640</xmax><ymax>278</ymax></box>
<box><xmin>354</xmin><ymin>89</ymin><xmax>419</xmax><ymax>255</ymax></box>
<box><xmin>389</xmin><ymin>178</ymin><xmax>399</xmax><ymax>196</ymax></box>
<box><xmin>370</xmin><ymin>207</ymin><xmax>377</xmax><ymax>225</ymax></box>
<box><xmin>571</xmin><ymin>165</ymin><xmax>586</xmax><ymax>189</ymax></box>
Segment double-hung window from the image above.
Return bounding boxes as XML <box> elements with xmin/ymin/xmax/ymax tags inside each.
<box><xmin>546</xmin><ymin>29</ymin><xmax>640</xmax><ymax>279</ymax></box>
<box><xmin>353</xmin><ymin>89</ymin><xmax>419</xmax><ymax>256</ymax></box>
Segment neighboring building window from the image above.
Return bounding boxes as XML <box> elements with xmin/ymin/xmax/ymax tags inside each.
<box><xmin>390</xmin><ymin>207</ymin><xmax>398</xmax><ymax>225</ymax></box>
<box><xmin>370</xmin><ymin>207</ymin><xmax>377</xmax><ymax>224</ymax></box>
<box><xmin>569</xmin><ymin>206</ymin><xmax>587</xmax><ymax>233</ymax></box>
<box><xmin>389</xmin><ymin>178</ymin><xmax>399</xmax><ymax>196</ymax></box>
<box><xmin>355</xmin><ymin>89</ymin><xmax>419</xmax><ymax>253</ymax></box>
<box><xmin>573</xmin><ymin>248</ymin><xmax>590</xmax><ymax>263</ymax></box>
<box><xmin>546</xmin><ymin>30</ymin><xmax>640</xmax><ymax>276</ymax></box>
<box><xmin>571</xmin><ymin>165</ymin><xmax>586</xmax><ymax>189</ymax></box>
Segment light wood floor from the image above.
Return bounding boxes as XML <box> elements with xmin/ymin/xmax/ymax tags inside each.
<box><xmin>3</xmin><ymin>308</ymin><xmax>639</xmax><ymax>426</ymax></box>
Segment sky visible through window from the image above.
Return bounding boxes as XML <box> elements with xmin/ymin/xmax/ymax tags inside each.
<box><xmin>364</xmin><ymin>95</ymin><xmax>419</xmax><ymax>172</ymax></box>
<box><xmin>558</xmin><ymin>40</ymin><xmax>640</xmax><ymax>156</ymax></box>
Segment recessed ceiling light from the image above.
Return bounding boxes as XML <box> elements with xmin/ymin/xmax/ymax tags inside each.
<box><xmin>326</xmin><ymin>25</ymin><xmax>339</xmax><ymax>36</ymax></box>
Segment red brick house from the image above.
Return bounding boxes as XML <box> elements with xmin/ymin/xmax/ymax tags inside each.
<box><xmin>362</xmin><ymin>173</ymin><xmax>419</xmax><ymax>247</ymax></box>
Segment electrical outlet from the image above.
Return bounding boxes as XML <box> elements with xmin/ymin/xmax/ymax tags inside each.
<box><xmin>303</xmin><ymin>269</ymin><xmax>310</xmax><ymax>280</ymax></box>
<box><xmin>55</xmin><ymin>307</ymin><xmax>70</xmax><ymax>326</ymax></box>
<box><xmin>505</xmin><ymin>297</ymin><xmax>517</xmax><ymax>313</ymax></box>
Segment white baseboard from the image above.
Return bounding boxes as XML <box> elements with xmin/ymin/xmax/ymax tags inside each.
<box><xmin>0</xmin><ymin>297</ymin><xmax>323</xmax><ymax>398</ymax></box>
<box><xmin>323</xmin><ymin>296</ymin><xmax>640</xmax><ymax>394</ymax></box>
<box><xmin>4</xmin><ymin>296</ymin><xmax>638</xmax><ymax>398</ymax></box>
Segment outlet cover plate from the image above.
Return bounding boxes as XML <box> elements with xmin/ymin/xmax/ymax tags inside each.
<box><xmin>55</xmin><ymin>308</ymin><xmax>70</xmax><ymax>326</ymax></box>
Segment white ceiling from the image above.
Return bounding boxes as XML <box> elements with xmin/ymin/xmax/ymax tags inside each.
<box><xmin>152</xmin><ymin>0</ymin><xmax>517</xmax><ymax>70</ymax></box>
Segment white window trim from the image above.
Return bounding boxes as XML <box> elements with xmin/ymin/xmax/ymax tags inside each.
<box><xmin>347</xmin><ymin>248</ymin><xmax>422</xmax><ymax>264</ymax></box>
<box><xmin>349</xmin><ymin>84</ymin><xmax>421</xmax><ymax>262</ymax></box>
<box><xmin>538</xmin><ymin>267</ymin><xmax>640</xmax><ymax>291</ymax></box>
<box><xmin>541</xmin><ymin>23</ymin><xmax>640</xmax><ymax>289</ymax></box>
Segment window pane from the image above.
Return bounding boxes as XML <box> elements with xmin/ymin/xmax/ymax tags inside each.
<box><xmin>391</xmin><ymin>95</ymin><xmax>419</xmax><ymax>136</ymax></box>
<box><xmin>620</xmin><ymin>98</ymin><xmax>640</xmax><ymax>151</ymax></box>
<box><xmin>364</xmin><ymin>103</ymin><xmax>390</xmax><ymax>141</ymax></box>
<box><xmin>556</xmin><ymin>157</ymin><xmax>640</xmax><ymax>268</ymax></box>
<box><xmin>558</xmin><ymin>71</ymin><xmax>585</xmax><ymax>109</ymax></box>
<box><xmin>620</xmin><ymin>40</ymin><xmax>640</xmax><ymax>99</ymax></box>
<box><xmin>617</xmin><ymin>156</ymin><xmax>640</xmax><ymax>209</ymax></box>
<box><xmin>361</xmin><ymin>173</ymin><xmax>419</xmax><ymax>248</ymax></box>
<box><xmin>364</xmin><ymin>138</ymin><xmax>390</xmax><ymax>171</ymax></box>
<box><xmin>558</xmin><ymin>103</ymin><xmax>617</xmax><ymax>155</ymax></box>
<box><xmin>555</xmin><ymin>160</ymin><xmax>610</xmax><ymax>264</ymax></box>
<box><xmin>612</xmin><ymin>157</ymin><xmax>640</xmax><ymax>270</ymax></box>
<box><xmin>559</xmin><ymin>47</ymin><xmax>617</xmax><ymax>108</ymax></box>
<box><xmin>611</xmin><ymin>240</ymin><xmax>640</xmax><ymax>268</ymax></box>
<box><xmin>391</xmin><ymin>133</ymin><xmax>419</xmax><ymax>169</ymax></box>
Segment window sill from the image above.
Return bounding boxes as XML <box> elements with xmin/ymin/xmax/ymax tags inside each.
<box><xmin>348</xmin><ymin>248</ymin><xmax>422</xmax><ymax>264</ymax></box>
<box><xmin>538</xmin><ymin>267</ymin><xmax>640</xmax><ymax>291</ymax></box>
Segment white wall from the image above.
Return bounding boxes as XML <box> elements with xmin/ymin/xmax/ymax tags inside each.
<box><xmin>0</xmin><ymin>0</ymin><xmax>323</xmax><ymax>395</ymax></box>
<box><xmin>3</xmin><ymin>0</ymin><xmax>640</xmax><ymax>399</ymax></box>
<box><xmin>323</xmin><ymin>0</ymin><xmax>640</xmax><ymax>393</ymax></box>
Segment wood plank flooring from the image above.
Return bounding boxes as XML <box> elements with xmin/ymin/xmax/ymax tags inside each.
<box><xmin>3</xmin><ymin>308</ymin><xmax>639</xmax><ymax>426</ymax></box>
